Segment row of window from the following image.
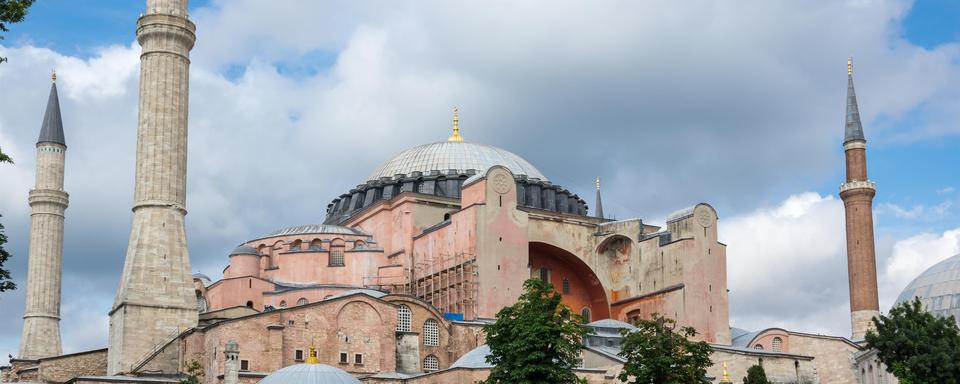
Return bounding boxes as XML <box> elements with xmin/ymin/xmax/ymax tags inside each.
<box><xmin>753</xmin><ymin>336</ymin><xmax>783</xmax><ymax>352</ymax></box>
<box><xmin>277</xmin><ymin>298</ymin><xmax>311</xmax><ymax>308</ymax></box>
<box><xmin>396</xmin><ymin>305</ymin><xmax>440</xmax><ymax>347</ymax></box>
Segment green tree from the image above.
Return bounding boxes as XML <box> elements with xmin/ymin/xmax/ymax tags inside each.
<box><xmin>481</xmin><ymin>278</ymin><xmax>591</xmax><ymax>384</ymax></box>
<box><xmin>179</xmin><ymin>359</ymin><xmax>204</xmax><ymax>384</ymax></box>
<box><xmin>0</xmin><ymin>0</ymin><xmax>35</xmax><ymax>64</ymax></box>
<box><xmin>618</xmin><ymin>313</ymin><xmax>713</xmax><ymax>384</ymax></box>
<box><xmin>865</xmin><ymin>297</ymin><xmax>960</xmax><ymax>384</ymax></box>
<box><xmin>0</xmin><ymin>149</ymin><xmax>13</xmax><ymax>292</ymax></box>
<box><xmin>743</xmin><ymin>364</ymin><xmax>769</xmax><ymax>384</ymax></box>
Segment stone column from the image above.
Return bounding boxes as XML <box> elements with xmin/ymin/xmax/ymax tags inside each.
<box><xmin>19</xmin><ymin>79</ymin><xmax>68</xmax><ymax>360</ymax></box>
<box><xmin>224</xmin><ymin>341</ymin><xmax>239</xmax><ymax>384</ymax></box>
<box><xmin>107</xmin><ymin>0</ymin><xmax>198</xmax><ymax>374</ymax></box>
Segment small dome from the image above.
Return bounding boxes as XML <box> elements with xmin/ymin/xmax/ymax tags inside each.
<box><xmin>229</xmin><ymin>245</ymin><xmax>260</xmax><ymax>256</ymax></box>
<box><xmin>895</xmin><ymin>253</ymin><xmax>960</xmax><ymax>326</ymax></box>
<box><xmin>450</xmin><ymin>345</ymin><xmax>492</xmax><ymax>369</ymax></box>
<box><xmin>368</xmin><ymin>141</ymin><xmax>547</xmax><ymax>182</ymax></box>
<box><xmin>265</xmin><ymin>224</ymin><xmax>368</xmax><ymax>238</ymax></box>
<box><xmin>257</xmin><ymin>363</ymin><xmax>360</xmax><ymax>384</ymax></box>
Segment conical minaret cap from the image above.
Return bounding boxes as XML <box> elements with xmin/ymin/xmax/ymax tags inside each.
<box><xmin>845</xmin><ymin>57</ymin><xmax>865</xmax><ymax>144</ymax></box>
<box><xmin>38</xmin><ymin>74</ymin><xmax>66</xmax><ymax>146</ymax></box>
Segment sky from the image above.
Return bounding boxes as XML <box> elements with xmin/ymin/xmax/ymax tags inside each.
<box><xmin>1</xmin><ymin>0</ymin><xmax>959</xmax><ymax>365</ymax></box>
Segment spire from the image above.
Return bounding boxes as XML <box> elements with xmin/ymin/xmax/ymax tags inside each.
<box><xmin>845</xmin><ymin>57</ymin><xmax>865</xmax><ymax>144</ymax></box>
<box><xmin>38</xmin><ymin>73</ymin><xmax>66</xmax><ymax>146</ymax></box>
<box><xmin>594</xmin><ymin>176</ymin><xmax>604</xmax><ymax>219</ymax></box>
<box><xmin>448</xmin><ymin>107</ymin><xmax>464</xmax><ymax>142</ymax></box>
<box><xmin>305</xmin><ymin>343</ymin><xmax>319</xmax><ymax>364</ymax></box>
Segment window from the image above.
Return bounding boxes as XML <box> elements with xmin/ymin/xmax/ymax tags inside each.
<box><xmin>424</xmin><ymin>319</ymin><xmax>439</xmax><ymax>346</ymax></box>
<box><xmin>295</xmin><ymin>350</ymin><xmax>304</xmax><ymax>361</ymax></box>
<box><xmin>581</xmin><ymin>307</ymin><xmax>591</xmax><ymax>323</ymax></box>
<box><xmin>245</xmin><ymin>301</ymin><xmax>253</xmax><ymax>308</ymax></box>
<box><xmin>279</xmin><ymin>300</ymin><xmax>287</xmax><ymax>308</ymax></box>
<box><xmin>772</xmin><ymin>337</ymin><xmax>783</xmax><ymax>352</ymax></box>
<box><xmin>339</xmin><ymin>352</ymin><xmax>348</xmax><ymax>364</ymax></box>
<box><xmin>354</xmin><ymin>353</ymin><xmax>363</xmax><ymax>365</ymax></box>
<box><xmin>754</xmin><ymin>344</ymin><xmax>764</xmax><ymax>350</ymax></box>
<box><xmin>423</xmin><ymin>355</ymin><xmax>439</xmax><ymax>372</ymax></box>
<box><xmin>297</xmin><ymin>298</ymin><xmax>308</xmax><ymax>306</ymax></box>
<box><xmin>397</xmin><ymin>305</ymin><xmax>412</xmax><ymax>332</ymax></box>
<box><xmin>562</xmin><ymin>278</ymin><xmax>570</xmax><ymax>294</ymax></box>
<box><xmin>539</xmin><ymin>267</ymin><xmax>549</xmax><ymax>282</ymax></box>
<box><xmin>240</xmin><ymin>360</ymin><xmax>249</xmax><ymax>371</ymax></box>
<box><xmin>330</xmin><ymin>248</ymin><xmax>345</xmax><ymax>267</ymax></box>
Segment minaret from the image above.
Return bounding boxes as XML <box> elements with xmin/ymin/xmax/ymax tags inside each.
<box><xmin>840</xmin><ymin>57</ymin><xmax>880</xmax><ymax>340</ymax></box>
<box><xmin>594</xmin><ymin>176</ymin><xmax>604</xmax><ymax>219</ymax></box>
<box><xmin>18</xmin><ymin>72</ymin><xmax>68</xmax><ymax>360</ymax></box>
<box><xmin>108</xmin><ymin>0</ymin><xmax>198</xmax><ymax>374</ymax></box>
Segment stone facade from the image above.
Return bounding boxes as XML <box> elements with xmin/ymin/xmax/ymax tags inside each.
<box><xmin>108</xmin><ymin>0</ymin><xmax>199</xmax><ymax>375</ymax></box>
<box><xmin>4</xmin><ymin>349</ymin><xmax>107</xmax><ymax>384</ymax></box>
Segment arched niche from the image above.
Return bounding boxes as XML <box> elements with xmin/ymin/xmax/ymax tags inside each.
<box><xmin>528</xmin><ymin>241</ymin><xmax>611</xmax><ymax>320</ymax></box>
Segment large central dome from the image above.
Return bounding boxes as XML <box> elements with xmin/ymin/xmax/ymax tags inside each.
<box><xmin>367</xmin><ymin>141</ymin><xmax>548</xmax><ymax>182</ymax></box>
<box><xmin>895</xmin><ymin>253</ymin><xmax>960</xmax><ymax>326</ymax></box>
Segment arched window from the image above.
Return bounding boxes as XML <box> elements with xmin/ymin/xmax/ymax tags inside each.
<box><xmin>580</xmin><ymin>307</ymin><xmax>591</xmax><ymax>323</ymax></box>
<box><xmin>290</xmin><ymin>239</ymin><xmax>302</xmax><ymax>251</ymax></box>
<box><xmin>754</xmin><ymin>344</ymin><xmax>764</xmax><ymax>350</ymax></box>
<box><xmin>397</xmin><ymin>305</ymin><xmax>412</xmax><ymax>332</ymax></box>
<box><xmin>562</xmin><ymin>278</ymin><xmax>570</xmax><ymax>294</ymax></box>
<box><xmin>246</xmin><ymin>301</ymin><xmax>254</xmax><ymax>308</ymax></box>
<box><xmin>279</xmin><ymin>300</ymin><xmax>287</xmax><ymax>308</ymax></box>
<box><xmin>197</xmin><ymin>297</ymin><xmax>208</xmax><ymax>313</ymax></box>
<box><xmin>424</xmin><ymin>319</ymin><xmax>439</xmax><ymax>346</ymax></box>
<box><xmin>297</xmin><ymin>298</ymin><xmax>308</xmax><ymax>306</ymax></box>
<box><xmin>772</xmin><ymin>337</ymin><xmax>783</xmax><ymax>352</ymax></box>
<box><xmin>330</xmin><ymin>239</ymin><xmax>345</xmax><ymax>267</ymax></box>
<box><xmin>423</xmin><ymin>355</ymin><xmax>439</xmax><ymax>372</ymax></box>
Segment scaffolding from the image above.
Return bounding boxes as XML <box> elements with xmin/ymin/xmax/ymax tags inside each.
<box><xmin>412</xmin><ymin>251</ymin><xmax>479</xmax><ymax>318</ymax></box>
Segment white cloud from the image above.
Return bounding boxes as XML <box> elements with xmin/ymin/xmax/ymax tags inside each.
<box><xmin>882</xmin><ymin>228</ymin><xmax>960</xmax><ymax>300</ymax></box>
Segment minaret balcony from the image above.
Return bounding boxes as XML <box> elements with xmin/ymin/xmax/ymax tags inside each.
<box><xmin>840</xmin><ymin>180</ymin><xmax>877</xmax><ymax>194</ymax></box>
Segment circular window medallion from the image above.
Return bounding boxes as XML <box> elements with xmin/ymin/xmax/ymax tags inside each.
<box><xmin>695</xmin><ymin>205</ymin><xmax>714</xmax><ymax>228</ymax></box>
<box><xmin>491</xmin><ymin>171</ymin><xmax>512</xmax><ymax>194</ymax></box>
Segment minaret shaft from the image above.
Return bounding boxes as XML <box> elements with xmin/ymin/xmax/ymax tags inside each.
<box><xmin>19</xmin><ymin>80</ymin><xmax>68</xmax><ymax>360</ymax></box>
<box><xmin>108</xmin><ymin>0</ymin><xmax>197</xmax><ymax>374</ymax></box>
<box><xmin>841</xmin><ymin>59</ymin><xmax>880</xmax><ymax>340</ymax></box>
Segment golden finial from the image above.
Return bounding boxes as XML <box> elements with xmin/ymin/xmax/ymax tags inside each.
<box><xmin>595</xmin><ymin>176</ymin><xmax>601</xmax><ymax>191</ymax></box>
<box><xmin>847</xmin><ymin>57</ymin><xmax>852</xmax><ymax>76</ymax></box>
<box><xmin>51</xmin><ymin>69</ymin><xmax>57</xmax><ymax>83</ymax></box>
<box><xmin>448</xmin><ymin>107</ymin><xmax>464</xmax><ymax>142</ymax></box>
<box><xmin>305</xmin><ymin>342</ymin><xmax>319</xmax><ymax>364</ymax></box>
<box><xmin>722</xmin><ymin>361</ymin><xmax>730</xmax><ymax>382</ymax></box>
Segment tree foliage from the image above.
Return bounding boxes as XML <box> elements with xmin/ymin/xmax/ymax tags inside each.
<box><xmin>179</xmin><ymin>359</ymin><xmax>204</xmax><ymax>384</ymax></box>
<box><xmin>743</xmin><ymin>364</ymin><xmax>769</xmax><ymax>384</ymax></box>
<box><xmin>481</xmin><ymin>278</ymin><xmax>591</xmax><ymax>384</ymax></box>
<box><xmin>0</xmin><ymin>148</ymin><xmax>14</xmax><ymax>293</ymax></box>
<box><xmin>617</xmin><ymin>313</ymin><xmax>713</xmax><ymax>384</ymax></box>
<box><xmin>0</xmin><ymin>0</ymin><xmax>35</xmax><ymax>64</ymax></box>
<box><xmin>865</xmin><ymin>297</ymin><xmax>960</xmax><ymax>384</ymax></box>
<box><xmin>866</xmin><ymin>298</ymin><xmax>960</xmax><ymax>383</ymax></box>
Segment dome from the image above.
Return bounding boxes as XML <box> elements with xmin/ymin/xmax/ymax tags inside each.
<box><xmin>257</xmin><ymin>363</ymin><xmax>360</xmax><ymax>384</ymax></box>
<box><xmin>367</xmin><ymin>141</ymin><xmax>548</xmax><ymax>182</ymax></box>
<box><xmin>895</xmin><ymin>253</ymin><xmax>960</xmax><ymax>325</ymax></box>
<box><xmin>450</xmin><ymin>345</ymin><xmax>493</xmax><ymax>369</ymax></box>
<box><xmin>229</xmin><ymin>245</ymin><xmax>260</xmax><ymax>256</ymax></box>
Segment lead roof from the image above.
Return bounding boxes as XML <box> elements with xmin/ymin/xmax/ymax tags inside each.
<box><xmin>38</xmin><ymin>82</ymin><xmax>66</xmax><ymax>146</ymax></box>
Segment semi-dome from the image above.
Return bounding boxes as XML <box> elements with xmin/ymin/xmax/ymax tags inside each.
<box><xmin>895</xmin><ymin>253</ymin><xmax>960</xmax><ymax>326</ymax></box>
<box><xmin>367</xmin><ymin>141</ymin><xmax>548</xmax><ymax>182</ymax></box>
<box><xmin>257</xmin><ymin>363</ymin><xmax>360</xmax><ymax>384</ymax></box>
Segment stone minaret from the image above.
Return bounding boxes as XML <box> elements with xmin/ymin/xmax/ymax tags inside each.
<box><xmin>108</xmin><ymin>0</ymin><xmax>198</xmax><ymax>374</ymax></box>
<box><xmin>223</xmin><ymin>340</ymin><xmax>239</xmax><ymax>384</ymax></box>
<box><xmin>840</xmin><ymin>58</ymin><xmax>880</xmax><ymax>341</ymax></box>
<box><xmin>18</xmin><ymin>73</ymin><xmax>68</xmax><ymax>360</ymax></box>
<box><xmin>594</xmin><ymin>176</ymin><xmax>604</xmax><ymax>219</ymax></box>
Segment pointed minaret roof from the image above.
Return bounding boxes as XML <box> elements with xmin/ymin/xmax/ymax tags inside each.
<box><xmin>844</xmin><ymin>57</ymin><xmax>865</xmax><ymax>144</ymax></box>
<box><xmin>38</xmin><ymin>72</ymin><xmax>66</xmax><ymax>146</ymax></box>
<box><xmin>594</xmin><ymin>176</ymin><xmax>604</xmax><ymax>219</ymax></box>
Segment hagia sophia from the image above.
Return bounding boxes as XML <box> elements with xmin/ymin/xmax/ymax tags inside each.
<box><xmin>3</xmin><ymin>1</ymin><xmax>958</xmax><ymax>384</ymax></box>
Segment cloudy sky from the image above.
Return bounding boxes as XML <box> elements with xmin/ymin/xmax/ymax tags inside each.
<box><xmin>1</xmin><ymin>0</ymin><xmax>959</xmax><ymax>364</ymax></box>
